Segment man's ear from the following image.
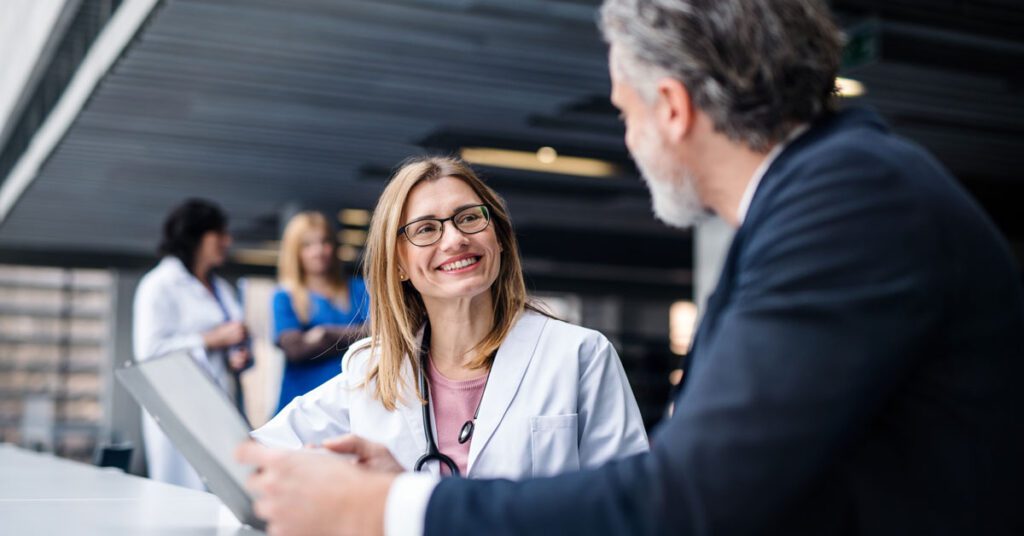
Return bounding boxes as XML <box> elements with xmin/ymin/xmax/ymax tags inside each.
<box><xmin>655</xmin><ymin>77</ymin><xmax>693</xmax><ymax>143</ymax></box>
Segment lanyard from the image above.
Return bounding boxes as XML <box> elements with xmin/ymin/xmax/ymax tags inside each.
<box><xmin>207</xmin><ymin>277</ymin><xmax>247</xmax><ymax>418</ymax></box>
<box><xmin>209</xmin><ymin>280</ymin><xmax>233</xmax><ymax>323</ymax></box>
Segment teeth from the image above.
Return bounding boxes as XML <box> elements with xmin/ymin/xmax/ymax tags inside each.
<box><xmin>441</xmin><ymin>257</ymin><xmax>479</xmax><ymax>272</ymax></box>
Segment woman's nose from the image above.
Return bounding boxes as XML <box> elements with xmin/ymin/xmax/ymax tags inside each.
<box><xmin>438</xmin><ymin>221</ymin><xmax>469</xmax><ymax>250</ymax></box>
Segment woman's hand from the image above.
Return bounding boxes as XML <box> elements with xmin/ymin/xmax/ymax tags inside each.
<box><xmin>320</xmin><ymin>434</ymin><xmax>405</xmax><ymax>474</ymax></box>
<box><xmin>228</xmin><ymin>347</ymin><xmax>251</xmax><ymax>371</ymax></box>
<box><xmin>302</xmin><ymin>325</ymin><xmax>327</xmax><ymax>344</ymax></box>
<box><xmin>202</xmin><ymin>320</ymin><xmax>247</xmax><ymax>349</ymax></box>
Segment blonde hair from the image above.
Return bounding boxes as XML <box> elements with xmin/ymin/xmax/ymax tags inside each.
<box><xmin>277</xmin><ymin>211</ymin><xmax>346</xmax><ymax>324</ymax></box>
<box><xmin>361</xmin><ymin>156</ymin><xmax>530</xmax><ymax>411</ymax></box>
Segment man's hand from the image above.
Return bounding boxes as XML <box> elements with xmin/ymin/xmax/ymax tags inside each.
<box><xmin>236</xmin><ymin>441</ymin><xmax>394</xmax><ymax>536</ymax></box>
<box><xmin>321</xmin><ymin>434</ymin><xmax>405</xmax><ymax>474</ymax></box>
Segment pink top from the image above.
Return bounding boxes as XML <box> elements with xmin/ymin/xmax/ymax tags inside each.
<box><xmin>426</xmin><ymin>358</ymin><xmax>488</xmax><ymax>476</ymax></box>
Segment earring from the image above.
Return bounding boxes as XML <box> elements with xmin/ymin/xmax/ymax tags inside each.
<box><xmin>398</xmin><ymin>269</ymin><xmax>408</xmax><ymax>281</ymax></box>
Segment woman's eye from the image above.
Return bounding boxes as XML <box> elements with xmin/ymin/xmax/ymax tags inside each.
<box><xmin>414</xmin><ymin>224</ymin><xmax>437</xmax><ymax>235</ymax></box>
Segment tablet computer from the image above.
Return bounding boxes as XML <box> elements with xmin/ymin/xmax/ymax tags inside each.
<box><xmin>116</xmin><ymin>351</ymin><xmax>265</xmax><ymax>530</ymax></box>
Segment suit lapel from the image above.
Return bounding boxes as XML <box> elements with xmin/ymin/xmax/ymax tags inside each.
<box><xmin>678</xmin><ymin>201</ymin><xmax>761</xmax><ymax>395</ymax></box>
<box><xmin>676</xmin><ymin>121</ymin><xmax>827</xmax><ymax>403</ymax></box>
<box><xmin>677</xmin><ymin>237</ymin><xmax>739</xmax><ymax>397</ymax></box>
<box><xmin>466</xmin><ymin>311</ymin><xmax>547</xmax><ymax>475</ymax></box>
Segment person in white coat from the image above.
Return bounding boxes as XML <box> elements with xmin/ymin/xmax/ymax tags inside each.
<box><xmin>252</xmin><ymin>156</ymin><xmax>648</xmax><ymax>480</ymax></box>
<box><xmin>134</xmin><ymin>198</ymin><xmax>251</xmax><ymax>489</ymax></box>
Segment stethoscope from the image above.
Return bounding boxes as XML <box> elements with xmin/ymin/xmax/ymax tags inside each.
<box><xmin>412</xmin><ymin>323</ymin><xmax>492</xmax><ymax>477</ymax></box>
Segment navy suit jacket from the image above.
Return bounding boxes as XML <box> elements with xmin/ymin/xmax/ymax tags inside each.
<box><xmin>425</xmin><ymin>108</ymin><xmax>1024</xmax><ymax>535</ymax></box>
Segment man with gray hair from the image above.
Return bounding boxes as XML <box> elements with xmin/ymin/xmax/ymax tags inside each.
<box><xmin>237</xmin><ymin>0</ymin><xmax>1024</xmax><ymax>534</ymax></box>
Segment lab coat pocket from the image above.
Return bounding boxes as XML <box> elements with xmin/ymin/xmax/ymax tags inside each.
<box><xmin>529</xmin><ymin>413</ymin><xmax>579</xmax><ymax>477</ymax></box>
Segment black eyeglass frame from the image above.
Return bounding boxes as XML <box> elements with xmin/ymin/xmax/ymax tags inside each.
<box><xmin>398</xmin><ymin>204</ymin><xmax>491</xmax><ymax>247</ymax></box>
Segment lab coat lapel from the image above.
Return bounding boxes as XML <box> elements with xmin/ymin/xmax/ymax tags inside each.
<box><xmin>396</xmin><ymin>359</ymin><xmax>427</xmax><ymax>452</ymax></box>
<box><xmin>466</xmin><ymin>311</ymin><xmax>547</xmax><ymax>474</ymax></box>
<box><xmin>164</xmin><ymin>257</ymin><xmax>224</xmax><ymax>317</ymax></box>
<box><xmin>395</xmin><ymin>329</ymin><xmax>432</xmax><ymax>471</ymax></box>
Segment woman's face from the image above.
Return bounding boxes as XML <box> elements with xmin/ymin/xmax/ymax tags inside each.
<box><xmin>196</xmin><ymin>229</ymin><xmax>231</xmax><ymax>269</ymax></box>
<box><xmin>299</xmin><ymin>228</ymin><xmax>335</xmax><ymax>277</ymax></box>
<box><xmin>397</xmin><ymin>176</ymin><xmax>501</xmax><ymax>305</ymax></box>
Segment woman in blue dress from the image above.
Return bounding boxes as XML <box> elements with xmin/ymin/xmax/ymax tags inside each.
<box><xmin>272</xmin><ymin>211</ymin><xmax>369</xmax><ymax>414</ymax></box>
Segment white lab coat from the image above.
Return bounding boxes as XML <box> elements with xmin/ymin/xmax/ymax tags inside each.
<box><xmin>133</xmin><ymin>256</ymin><xmax>243</xmax><ymax>489</ymax></box>
<box><xmin>253</xmin><ymin>310</ymin><xmax>649</xmax><ymax>479</ymax></box>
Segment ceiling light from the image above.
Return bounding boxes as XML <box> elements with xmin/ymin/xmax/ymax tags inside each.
<box><xmin>669</xmin><ymin>300</ymin><xmax>698</xmax><ymax>355</ymax></box>
<box><xmin>461</xmin><ymin>147</ymin><xmax>618</xmax><ymax>178</ymax></box>
<box><xmin>338</xmin><ymin>229</ymin><xmax>367</xmax><ymax>246</ymax></box>
<box><xmin>536</xmin><ymin>146</ymin><xmax>558</xmax><ymax>164</ymax></box>
<box><xmin>836</xmin><ymin>77</ymin><xmax>866</xmax><ymax>98</ymax></box>
<box><xmin>337</xmin><ymin>245</ymin><xmax>360</xmax><ymax>263</ymax></box>
<box><xmin>338</xmin><ymin>208</ymin><xmax>371</xmax><ymax>226</ymax></box>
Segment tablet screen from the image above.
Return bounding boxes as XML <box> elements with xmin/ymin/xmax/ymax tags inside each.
<box><xmin>117</xmin><ymin>352</ymin><xmax>264</xmax><ymax>530</ymax></box>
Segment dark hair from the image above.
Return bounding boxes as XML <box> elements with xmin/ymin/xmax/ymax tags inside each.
<box><xmin>601</xmin><ymin>0</ymin><xmax>843</xmax><ymax>151</ymax></box>
<box><xmin>158</xmin><ymin>198</ymin><xmax>228</xmax><ymax>274</ymax></box>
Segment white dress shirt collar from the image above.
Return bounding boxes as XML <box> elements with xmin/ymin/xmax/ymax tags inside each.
<box><xmin>736</xmin><ymin>124</ymin><xmax>809</xmax><ymax>225</ymax></box>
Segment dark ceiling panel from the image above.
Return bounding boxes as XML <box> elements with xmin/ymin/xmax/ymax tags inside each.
<box><xmin>0</xmin><ymin>0</ymin><xmax>1021</xmax><ymax>283</ymax></box>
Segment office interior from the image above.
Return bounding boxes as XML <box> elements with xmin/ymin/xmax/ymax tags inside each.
<box><xmin>0</xmin><ymin>0</ymin><xmax>1021</xmax><ymax>525</ymax></box>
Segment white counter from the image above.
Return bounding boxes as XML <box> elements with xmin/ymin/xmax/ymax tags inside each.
<box><xmin>0</xmin><ymin>443</ymin><xmax>263</xmax><ymax>535</ymax></box>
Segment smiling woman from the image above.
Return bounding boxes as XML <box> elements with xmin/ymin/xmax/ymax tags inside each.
<box><xmin>270</xmin><ymin>211</ymin><xmax>370</xmax><ymax>414</ymax></box>
<box><xmin>394</xmin><ymin>182</ymin><xmax>504</xmax><ymax>349</ymax></box>
<box><xmin>251</xmin><ymin>156</ymin><xmax>649</xmax><ymax>480</ymax></box>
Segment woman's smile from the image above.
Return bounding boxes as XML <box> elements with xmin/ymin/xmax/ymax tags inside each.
<box><xmin>437</xmin><ymin>254</ymin><xmax>482</xmax><ymax>273</ymax></box>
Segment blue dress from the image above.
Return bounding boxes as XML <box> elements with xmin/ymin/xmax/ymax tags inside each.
<box><xmin>271</xmin><ymin>278</ymin><xmax>369</xmax><ymax>413</ymax></box>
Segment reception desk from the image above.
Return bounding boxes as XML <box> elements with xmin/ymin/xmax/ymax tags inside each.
<box><xmin>0</xmin><ymin>443</ymin><xmax>262</xmax><ymax>535</ymax></box>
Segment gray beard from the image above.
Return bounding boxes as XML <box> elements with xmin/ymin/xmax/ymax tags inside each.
<box><xmin>634</xmin><ymin>147</ymin><xmax>707</xmax><ymax>229</ymax></box>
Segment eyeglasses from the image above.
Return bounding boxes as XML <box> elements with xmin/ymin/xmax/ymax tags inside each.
<box><xmin>399</xmin><ymin>204</ymin><xmax>491</xmax><ymax>247</ymax></box>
